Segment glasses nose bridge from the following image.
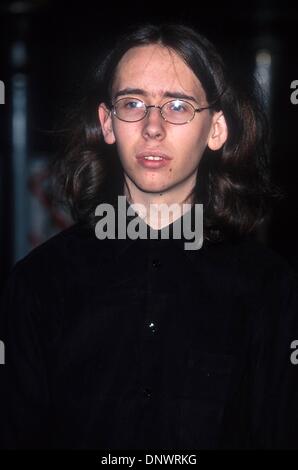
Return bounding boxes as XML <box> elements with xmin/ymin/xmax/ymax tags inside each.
<box><xmin>145</xmin><ymin>103</ymin><xmax>164</xmax><ymax>120</ymax></box>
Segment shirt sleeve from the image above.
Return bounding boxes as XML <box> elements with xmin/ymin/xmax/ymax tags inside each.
<box><xmin>0</xmin><ymin>263</ymin><xmax>51</xmax><ymax>449</ymax></box>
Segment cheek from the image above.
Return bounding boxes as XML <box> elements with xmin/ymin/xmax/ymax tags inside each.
<box><xmin>183</xmin><ymin>125</ymin><xmax>210</xmax><ymax>158</ymax></box>
<box><xmin>173</xmin><ymin>129</ymin><xmax>206</xmax><ymax>162</ymax></box>
<box><xmin>113</xmin><ymin>121</ymin><xmax>138</xmax><ymax>142</ymax></box>
<box><xmin>113</xmin><ymin>126</ymin><xmax>139</xmax><ymax>159</ymax></box>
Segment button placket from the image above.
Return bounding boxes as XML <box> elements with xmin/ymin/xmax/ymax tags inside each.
<box><xmin>138</xmin><ymin>244</ymin><xmax>165</xmax><ymax>400</ymax></box>
<box><xmin>152</xmin><ymin>258</ymin><xmax>162</xmax><ymax>269</ymax></box>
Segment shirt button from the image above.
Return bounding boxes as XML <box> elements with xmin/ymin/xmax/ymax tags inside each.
<box><xmin>148</xmin><ymin>321</ymin><xmax>157</xmax><ymax>334</ymax></box>
<box><xmin>143</xmin><ymin>388</ymin><xmax>152</xmax><ymax>399</ymax></box>
<box><xmin>152</xmin><ymin>259</ymin><xmax>161</xmax><ymax>268</ymax></box>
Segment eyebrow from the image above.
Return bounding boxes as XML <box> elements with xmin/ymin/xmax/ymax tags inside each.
<box><xmin>113</xmin><ymin>87</ymin><xmax>199</xmax><ymax>103</ymax></box>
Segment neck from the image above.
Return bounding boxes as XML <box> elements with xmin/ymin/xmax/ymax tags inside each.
<box><xmin>123</xmin><ymin>180</ymin><xmax>195</xmax><ymax>230</ymax></box>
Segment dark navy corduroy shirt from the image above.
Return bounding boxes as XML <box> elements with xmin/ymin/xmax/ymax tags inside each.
<box><xmin>0</xmin><ymin>206</ymin><xmax>298</xmax><ymax>449</ymax></box>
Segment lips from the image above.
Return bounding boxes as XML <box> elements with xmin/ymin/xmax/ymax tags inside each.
<box><xmin>136</xmin><ymin>151</ymin><xmax>172</xmax><ymax>161</ymax></box>
<box><xmin>136</xmin><ymin>151</ymin><xmax>172</xmax><ymax>169</ymax></box>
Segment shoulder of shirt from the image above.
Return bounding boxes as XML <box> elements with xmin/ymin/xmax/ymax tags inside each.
<box><xmin>7</xmin><ymin>226</ymin><xmax>297</xmax><ymax>288</ymax></box>
<box><xmin>203</xmin><ymin>234</ymin><xmax>291</xmax><ymax>268</ymax></box>
<box><xmin>225</xmin><ymin>236</ymin><xmax>297</xmax><ymax>290</ymax></box>
<box><xmin>195</xmin><ymin>235</ymin><xmax>298</xmax><ymax>290</ymax></box>
<box><xmin>197</xmin><ymin>236</ymin><xmax>298</xmax><ymax>313</ymax></box>
<box><xmin>233</xmin><ymin>237</ymin><xmax>295</xmax><ymax>276</ymax></box>
<box><xmin>8</xmin><ymin>222</ymin><xmax>108</xmax><ymax>279</ymax></box>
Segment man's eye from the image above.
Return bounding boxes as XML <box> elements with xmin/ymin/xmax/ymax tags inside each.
<box><xmin>124</xmin><ymin>100</ymin><xmax>142</xmax><ymax>109</ymax></box>
<box><xmin>170</xmin><ymin>101</ymin><xmax>187</xmax><ymax>112</ymax></box>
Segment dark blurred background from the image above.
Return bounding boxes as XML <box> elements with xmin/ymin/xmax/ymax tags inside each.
<box><xmin>0</xmin><ymin>0</ymin><xmax>298</xmax><ymax>288</ymax></box>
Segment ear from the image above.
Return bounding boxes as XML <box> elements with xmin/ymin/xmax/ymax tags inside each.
<box><xmin>207</xmin><ymin>111</ymin><xmax>228</xmax><ymax>151</ymax></box>
<box><xmin>98</xmin><ymin>103</ymin><xmax>116</xmax><ymax>144</ymax></box>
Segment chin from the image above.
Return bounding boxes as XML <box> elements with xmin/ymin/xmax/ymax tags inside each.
<box><xmin>133</xmin><ymin>180</ymin><xmax>171</xmax><ymax>194</ymax></box>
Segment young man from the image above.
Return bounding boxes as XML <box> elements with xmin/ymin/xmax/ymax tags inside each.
<box><xmin>0</xmin><ymin>23</ymin><xmax>297</xmax><ymax>449</ymax></box>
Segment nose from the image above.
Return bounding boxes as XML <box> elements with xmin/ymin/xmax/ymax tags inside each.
<box><xmin>142</xmin><ymin>105</ymin><xmax>166</xmax><ymax>141</ymax></box>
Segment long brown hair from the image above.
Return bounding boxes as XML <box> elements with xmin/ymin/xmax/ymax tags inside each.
<box><xmin>53</xmin><ymin>23</ymin><xmax>279</xmax><ymax>241</ymax></box>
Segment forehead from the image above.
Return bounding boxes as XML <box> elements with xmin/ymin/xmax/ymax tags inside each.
<box><xmin>112</xmin><ymin>44</ymin><xmax>206</xmax><ymax>100</ymax></box>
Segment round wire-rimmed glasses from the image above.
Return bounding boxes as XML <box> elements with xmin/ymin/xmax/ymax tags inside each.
<box><xmin>111</xmin><ymin>97</ymin><xmax>212</xmax><ymax>125</ymax></box>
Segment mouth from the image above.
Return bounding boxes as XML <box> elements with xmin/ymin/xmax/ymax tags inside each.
<box><xmin>142</xmin><ymin>156</ymin><xmax>165</xmax><ymax>161</ymax></box>
<box><xmin>136</xmin><ymin>151</ymin><xmax>172</xmax><ymax>169</ymax></box>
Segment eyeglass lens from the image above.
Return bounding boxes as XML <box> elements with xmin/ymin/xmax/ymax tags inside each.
<box><xmin>113</xmin><ymin>97</ymin><xmax>196</xmax><ymax>124</ymax></box>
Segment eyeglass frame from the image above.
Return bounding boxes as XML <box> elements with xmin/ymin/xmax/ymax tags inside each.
<box><xmin>111</xmin><ymin>97</ymin><xmax>213</xmax><ymax>125</ymax></box>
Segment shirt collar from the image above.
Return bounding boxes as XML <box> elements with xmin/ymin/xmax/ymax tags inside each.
<box><xmin>108</xmin><ymin>197</ymin><xmax>214</xmax><ymax>264</ymax></box>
